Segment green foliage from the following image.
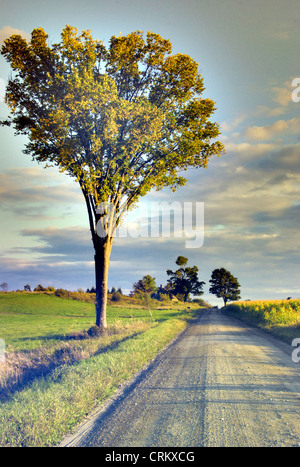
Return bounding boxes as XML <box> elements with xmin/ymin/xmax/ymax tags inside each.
<box><xmin>54</xmin><ymin>288</ymin><xmax>71</xmax><ymax>298</ymax></box>
<box><xmin>227</xmin><ymin>299</ymin><xmax>300</xmax><ymax>326</ymax></box>
<box><xmin>209</xmin><ymin>268</ymin><xmax>241</xmax><ymax>306</ymax></box>
<box><xmin>34</xmin><ymin>284</ymin><xmax>47</xmax><ymax>292</ymax></box>
<box><xmin>1</xmin><ymin>25</ymin><xmax>224</xmax><ymax>246</ymax></box>
<box><xmin>226</xmin><ymin>299</ymin><xmax>300</xmax><ymax>343</ymax></box>
<box><xmin>133</xmin><ymin>274</ymin><xmax>157</xmax><ymax>295</ymax></box>
<box><xmin>166</xmin><ymin>256</ymin><xmax>205</xmax><ymax>302</ymax></box>
<box><xmin>1</xmin><ymin>25</ymin><xmax>224</xmax><ymax>329</ymax></box>
<box><xmin>111</xmin><ymin>291</ymin><xmax>123</xmax><ymax>302</ymax></box>
<box><xmin>132</xmin><ymin>275</ymin><xmax>158</xmax><ymax>316</ymax></box>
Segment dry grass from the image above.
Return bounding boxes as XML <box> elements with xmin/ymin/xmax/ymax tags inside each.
<box><xmin>0</xmin><ymin>293</ymin><xmax>203</xmax><ymax>446</ymax></box>
<box><xmin>0</xmin><ymin>317</ymin><xmax>190</xmax><ymax>446</ymax></box>
<box><xmin>0</xmin><ymin>320</ymin><xmax>150</xmax><ymax>399</ymax></box>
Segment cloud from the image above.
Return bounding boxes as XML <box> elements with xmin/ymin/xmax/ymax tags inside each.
<box><xmin>259</xmin><ymin>142</ymin><xmax>300</xmax><ymax>168</ymax></box>
<box><xmin>244</xmin><ymin>117</ymin><xmax>300</xmax><ymax>141</ymax></box>
<box><xmin>224</xmin><ymin>141</ymin><xmax>277</xmax><ymax>155</ymax></box>
<box><xmin>245</xmin><ymin>120</ymin><xmax>288</xmax><ymax>141</ymax></box>
<box><xmin>0</xmin><ymin>225</ymin><xmax>196</xmax><ymax>292</ymax></box>
<box><xmin>0</xmin><ymin>166</ymin><xmax>82</xmax><ymax>217</ymax></box>
<box><xmin>0</xmin><ymin>26</ymin><xmax>30</xmax><ymax>45</ymax></box>
<box><xmin>255</xmin><ymin>79</ymin><xmax>298</xmax><ymax>117</ymax></box>
<box><xmin>220</xmin><ymin>115</ymin><xmax>247</xmax><ymax>133</ymax></box>
<box><xmin>0</xmin><ymin>255</ymin><xmax>95</xmax><ymax>291</ymax></box>
<box><xmin>20</xmin><ymin>225</ymin><xmax>93</xmax><ymax>261</ymax></box>
<box><xmin>271</xmin><ymin>80</ymin><xmax>294</xmax><ymax>107</ymax></box>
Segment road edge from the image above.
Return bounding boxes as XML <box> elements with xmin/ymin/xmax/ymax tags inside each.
<box><xmin>58</xmin><ymin>312</ymin><xmax>205</xmax><ymax>447</ymax></box>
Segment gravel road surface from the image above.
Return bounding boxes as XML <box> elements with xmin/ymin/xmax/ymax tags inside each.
<box><xmin>61</xmin><ymin>309</ymin><xmax>300</xmax><ymax>447</ymax></box>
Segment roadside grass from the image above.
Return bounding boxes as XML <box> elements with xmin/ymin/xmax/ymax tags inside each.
<box><xmin>225</xmin><ymin>299</ymin><xmax>300</xmax><ymax>343</ymax></box>
<box><xmin>0</xmin><ymin>292</ymin><xmax>201</xmax><ymax>446</ymax></box>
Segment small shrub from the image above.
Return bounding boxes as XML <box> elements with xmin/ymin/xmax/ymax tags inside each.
<box><xmin>34</xmin><ymin>284</ymin><xmax>47</xmax><ymax>292</ymax></box>
<box><xmin>111</xmin><ymin>291</ymin><xmax>123</xmax><ymax>302</ymax></box>
<box><xmin>54</xmin><ymin>288</ymin><xmax>70</xmax><ymax>298</ymax></box>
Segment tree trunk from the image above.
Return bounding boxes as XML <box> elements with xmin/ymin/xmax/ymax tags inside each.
<box><xmin>94</xmin><ymin>237</ymin><xmax>113</xmax><ymax>329</ymax></box>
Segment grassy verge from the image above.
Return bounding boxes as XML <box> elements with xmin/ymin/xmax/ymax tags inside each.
<box><xmin>0</xmin><ymin>293</ymin><xmax>201</xmax><ymax>446</ymax></box>
<box><xmin>225</xmin><ymin>299</ymin><xmax>300</xmax><ymax>344</ymax></box>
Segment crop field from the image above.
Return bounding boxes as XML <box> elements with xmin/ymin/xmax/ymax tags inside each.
<box><xmin>0</xmin><ymin>292</ymin><xmax>201</xmax><ymax>447</ymax></box>
<box><xmin>226</xmin><ymin>299</ymin><xmax>300</xmax><ymax>342</ymax></box>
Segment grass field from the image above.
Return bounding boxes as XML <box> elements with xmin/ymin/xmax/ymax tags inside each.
<box><xmin>0</xmin><ymin>292</ymin><xmax>202</xmax><ymax>447</ymax></box>
<box><xmin>226</xmin><ymin>299</ymin><xmax>300</xmax><ymax>343</ymax></box>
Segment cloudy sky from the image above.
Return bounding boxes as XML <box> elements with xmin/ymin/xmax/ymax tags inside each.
<box><xmin>0</xmin><ymin>0</ymin><xmax>300</xmax><ymax>305</ymax></box>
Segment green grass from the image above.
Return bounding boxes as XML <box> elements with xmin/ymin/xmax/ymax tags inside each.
<box><xmin>226</xmin><ymin>299</ymin><xmax>300</xmax><ymax>343</ymax></box>
<box><xmin>0</xmin><ymin>293</ymin><xmax>95</xmax><ymax>351</ymax></box>
<box><xmin>0</xmin><ymin>292</ymin><xmax>202</xmax><ymax>446</ymax></box>
<box><xmin>0</xmin><ymin>292</ymin><xmax>195</xmax><ymax>351</ymax></box>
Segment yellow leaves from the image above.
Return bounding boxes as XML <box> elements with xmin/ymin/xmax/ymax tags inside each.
<box><xmin>1</xmin><ymin>34</ymin><xmax>30</xmax><ymax>71</ymax></box>
<box><xmin>116</xmin><ymin>97</ymin><xmax>164</xmax><ymax>148</ymax></box>
<box><xmin>145</xmin><ymin>32</ymin><xmax>172</xmax><ymax>65</ymax></box>
<box><xmin>30</xmin><ymin>28</ymin><xmax>48</xmax><ymax>49</ymax></box>
<box><xmin>2</xmin><ymin>25</ymin><xmax>225</xmax><ymax>210</ymax></box>
<box><xmin>91</xmin><ymin>135</ymin><xmax>103</xmax><ymax>153</ymax></box>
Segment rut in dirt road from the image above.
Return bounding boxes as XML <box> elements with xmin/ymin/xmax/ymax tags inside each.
<box><xmin>61</xmin><ymin>309</ymin><xmax>300</xmax><ymax>447</ymax></box>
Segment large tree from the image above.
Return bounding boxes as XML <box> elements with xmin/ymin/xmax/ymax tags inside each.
<box><xmin>1</xmin><ymin>26</ymin><xmax>224</xmax><ymax>329</ymax></box>
<box><xmin>166</xmin><ymin>256</ymin><xmax>205</xmax><ymax>302</ymax></box>
<box><xmin>209</xmin><ymin>268</ymin><xmax>241</xmax><ymax>306</ymax></box>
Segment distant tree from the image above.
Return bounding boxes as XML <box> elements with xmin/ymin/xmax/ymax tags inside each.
<box><xmin>166</xmin><ymin>256</ymin><xmax>205</xmax><ymax>302</ymax></box>
<box><xmin>111</xmin><ymin>290</ymin><xmax>122</xmax><ymax>302</ymax></box>
<box><xmin>1</xmin><ymin>26</ymin><xmax>224</xmax><ymax>330</ymax></box>
<box><xmin>209</xmin><ymin>268</ymin><xmax>241</xmax><ymax>306</ymax></box>
<box><xmin>0</xmin><ymin>282</ymin><xmax>8</xmax><ymax>292</ymax></box>
<box><xmin>34</xmin><ymin>284</ymin><xmax>47</xmax><ymax>292</ymax></box>
<box><xmin>110</xmin><ymin>286</ymin><xmax>116</xmax><ymax>294</ymax></box>
<box><xmin>133</xmin><ymin>275</ymin><xmax>157</xmax><ymax>296</ymax></box>
<box><xmin>117</xmin><ymin>287</ymin><xmax>123</xmax><ymax>294</ymax></box>
<box><xmin>54</xmin><ymin>288</ymin><xmax>70</xmax><ymax>298</ymax></box>
<box><xmin>24</xmin><ymin>284</ymin><xmax>31</xmax><ymax>292</ymax></box>
<box><xmin>133</xmin><ymin>275</ymin><xmax>157</xmax><ymax>316</ymax></box>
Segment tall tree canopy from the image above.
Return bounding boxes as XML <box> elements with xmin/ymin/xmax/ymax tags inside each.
<box><xmin>167</xmin><ymin>256</ymin><xmax>205</xmax><ymax>302</ymax></box>
<box><xmin>1</xmin><ymin>26</ymin><xmax>225</xmax><ymax>328</ymax></box>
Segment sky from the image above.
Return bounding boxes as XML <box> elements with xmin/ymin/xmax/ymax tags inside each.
<box><xmin>0</xmin><ymin>0</ymin><xmax>300</xmax><ymax>306</ymax></box>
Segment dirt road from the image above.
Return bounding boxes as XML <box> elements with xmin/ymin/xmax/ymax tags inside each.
<box><xmin>61</xmin><ymin>309</ymin><xmax>300</xmax><ymax>447</ymax></box>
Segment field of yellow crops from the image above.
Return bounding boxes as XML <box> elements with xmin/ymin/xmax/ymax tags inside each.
<box><xmin>226</xmin><ymin>299</ymin><xmax>300</xmax><ymax>343</ymax></box>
